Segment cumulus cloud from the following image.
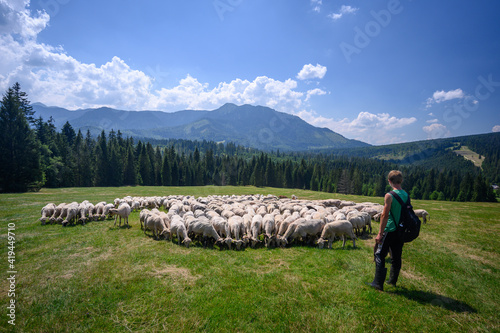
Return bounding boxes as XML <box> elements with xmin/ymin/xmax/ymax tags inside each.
<box><xmin>0</xmin><ymin>1</ymin><xmax>317</xmax><ymax>112</ymax></box>
<box><xmin>422</xmin><ymin>123</ymin><xmax>451</xmax><ymax>139</ymax></box>
<box><xmin>305</xmin><ymin>88</ymin><xmax>327</xmax><ymax>101</ymax></box>
<box><xmin>426</xmin><ymin>88</ymin><xmax>466</xmax><ymax>108</ymax></box>
<box><xmin>296</xmin><ymin>109</ymin><xmax>417</xmax><ymax>145</ymax></box>
<box><xmin>296</xmin><ymin>63</ymin><xmax>327</xmax><ymax>80</ymax></box>
<box><xmin>493</xmin><ymin>125</ymin><xmax>500</xmax><ymax>132</ymax></box>
<box><xmin>328</xmin><ymin>5</ymin><xmax>358</xmax><ymax>21</ymax></box>
<box><xmin>148</xmin><ymin>75</ymin><xmax>304</xmax><ymax>112</ymax></box>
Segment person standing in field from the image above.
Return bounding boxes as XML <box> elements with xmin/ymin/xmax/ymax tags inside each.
<box><xmin>368</xmin><ymin>170</ymin><xmax>407</xmax><ymax>291</ymax></box>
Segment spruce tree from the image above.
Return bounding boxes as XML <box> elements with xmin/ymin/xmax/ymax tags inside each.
<box><xmin>0</xmin><ymin>84</ymin><xmax>41</xmax><ymax>192</ymax></box>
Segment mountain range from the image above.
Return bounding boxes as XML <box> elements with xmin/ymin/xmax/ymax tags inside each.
<box><xmin>31</xmin><ymin>103</ymin><xmax>369</xmax><ymax>151</ymax></box>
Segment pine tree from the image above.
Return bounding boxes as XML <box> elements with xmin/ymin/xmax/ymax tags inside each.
<box><xmin>0</xmin><ymin>84</ymin><xmax>41</xmax><ymax>192</ymax></box>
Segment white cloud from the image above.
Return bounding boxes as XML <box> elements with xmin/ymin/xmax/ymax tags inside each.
<box><xmin>0</xmin><ymin>1</ymin><xmax>315</xmax><ymax>112</ymax></box>
<box><xmin>493</xmin><ymin>125</ymin><xmax>500</xmax><ymax>132</ymax></box>
<box><xmin>305</xmin><ymin>88</ymin><xmax>327</xmax><ymax>101</ymax></box>
<box><xmin>328</xmin><ymin>5</ymin><xmax>358</xmax><ymax>21</ymax></box>
<box><xmin>296</xmin><ymin>109</ymin><xmax>417</xmax><ymax>145</ymax></box>
<box><xmin>311</xmin><ymin>0</ymin><xmax>322</xmax><ymax>12</ymax></box>
<box><xmin>426</xmin><ymin>119</ymin><xmax>439</xmax><ymax>123</ymax></box>
<box><xmin>296</xmin><ymin>63</ymin><xmax>327</xmax><ymax>80</ymax></box>
<box><xmin>148</xmin><ymin>75</ymin><xmax>304</xmax><ymax>112</ymax></box>
<box><xmin>422</xmin><ymin>123</ymin><xmax>451</xmax><ymax>139</ymax></box>
<box><xmin>426</xmin><ymin>88</ymin><xmax>465</xmax><ymax>108</ymax></box>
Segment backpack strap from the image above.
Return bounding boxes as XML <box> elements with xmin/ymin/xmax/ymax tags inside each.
<box><xmin>389</xmin><ymin>191</ymin><xmax>408</xmax><ymax>207</ymax></box>
<box><xmin>389</xmin><ymin>190</ymin><xmax>409</xmax><ymax>223</ymax></box>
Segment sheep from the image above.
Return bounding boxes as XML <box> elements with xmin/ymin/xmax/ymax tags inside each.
<box><xmin>280</xmin><ymin>218</ymin><xmax>307</xmax><ymax>247</ymax></box>
<box><xmin>170</xmin><ymin>215</ymin><xmax>192</xmax><ymax>247</ymax></box>
<box><xmin>414</xmin><ymin>209</ymin><xmax>429</xmax><ymax>223</ymax></box>
<box><xmin>228</xmin><ymin>216</ymin><xmax>245</xmax><ymax>250</ymax></box>
<box><xmin>93</xmin><ymin>202</ymin><xmax>106</xmax><ymax>221</ymax></box>
<box><xmin>49</xmin><ymin>203</ymin><xmax>66</xmax><ymax>224</ymax></box>
<box><xmin>101</xmin><ymin>204</ymin><xmax>115</xmax><ymax>221</ymax></box>
<box><xmin>140</xmin><ymin>209</ymin><xmax>151</xmax><ymax>230</ymax></box>
<box><xmin>187</xmin><ymin>218</ymin><xmax>223</xmax><ymax>248</ymax></box>
<box><xmin>262</xmin><ymin>214</ymin><xmax>276</xmax><ymax>248</ymax></box>
<box><xmin>110</xmin><ymin>203</ymin><xmax>131</xmax><ymax>227</ymax></box>
<box><xmin>290</xmin><ymin>219</ymin><xmax>325</xmax><ymax>246</ymax></box>
<box><xmin>152</xmin><ymin>214</ymin><xmax>170</xmax><ymax>240</ymax></box>
<box><xmin>211</xmin><ymin>216</ymin><xmax>233</xmax><ymax>249</ymax></box>
<box><xmin>347</xmin><ymin>214</ymin><xmax>365</xmax><ymax>236</ymax></box>
<box><xmin>62</xmin><ymin>202</ymin><xmax>79</xmax><ymax>227</ymax></box>
<box><xmin>78</xmin><ymin>201</ymin><xmax>92</xmax><ymax>224</ymax></box>
<box><xmin>250</xmin><ymin>214</ymin><xmax>263</xmax><ymax>248</ymax></box>
<box><xmin>40</xmin><ymin>203</ymin><xmax>56</xmax><ymax>225</ymax></box>
<box><xmin>276</xmin><ymin>212</ymin><xmax>300</xmax><ymax>246</ymax></box>
<box><xmin>317</xmin><ymin>220</ymin><xmax>357</xmax><ymax>249</ymax></box>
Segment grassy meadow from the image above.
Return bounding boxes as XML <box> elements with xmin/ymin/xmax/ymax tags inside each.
<box><xmin>0</xmin><ymin>186</ymin><xmax>499</xmax><ymax>332</ymax></box>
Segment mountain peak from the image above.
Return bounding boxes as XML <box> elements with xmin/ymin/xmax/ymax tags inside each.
<box><xmin>32</xmin><ymin>103</ymin><xmax>369</xmax><ymax>151</ymax></box>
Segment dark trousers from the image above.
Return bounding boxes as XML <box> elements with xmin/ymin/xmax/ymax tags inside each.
<box><xmin>374</xmin><ymin>231</ymin><xmax>404</xmax><ymax>271</ymax></box>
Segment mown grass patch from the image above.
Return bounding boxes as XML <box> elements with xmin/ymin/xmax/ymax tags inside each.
<box><xmin>0</xmin><ymin>186</ymin><xmax>498</xmax><ymax>332</ymax></box>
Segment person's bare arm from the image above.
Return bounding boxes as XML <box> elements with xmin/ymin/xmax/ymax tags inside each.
<box><xmin>376</xmin><ymin>193</ymin><xmax>392</xmax><ymax>244</ymax></box>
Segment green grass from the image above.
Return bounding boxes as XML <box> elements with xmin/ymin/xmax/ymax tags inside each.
<box><xmin>1</xmin><ymin>186</ymin><xmax>499</xmax><ymax>332</ymax></box>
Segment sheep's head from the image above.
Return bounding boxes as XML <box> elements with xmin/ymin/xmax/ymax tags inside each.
<box><xmin>182</xmin><ymin>237</ymin><xmax>192</xmax><ymax>248</ymax></box>
<box><xmin>224</xmin><ymin>237</ymin><xmax>233</xmax><ymax>247</ymax></box>
<box><xmin>317</xmin><ymin>238</ymin><xmax>326</xmax><ymax>249</ymax></box>
<box><xmin>234</xmin><ymin>239</ymin><xmax>244</xmax><ymax>250</ymax></box>
<box><xmin>40</xmin><ymin>217</ymin><xmax>47</xmax><ymax>225</ymax></box>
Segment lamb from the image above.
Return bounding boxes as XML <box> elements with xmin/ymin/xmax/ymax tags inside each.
<box><xmin>40</xmin><ymin>203</ymin><xmax>56</xmax><ymax>225</ymax></box>
<box><xmin>109</xmin><ymin>202</ymin><xmax>131</xmax><ymax>227</ymax></box>
<box><xmin>414</xmin><ymin>209</ymin><xmax>429</xmax><ymax>223</ymax></box>
<box><xmin>317</xmin><ymin>220</ymin><xmax>357</xmax><ymax>249</ymax></box>
<box><xmin>170</xmin><ymin>215</ymin><xmax>192</xmax><ymax>247</ymax></box>
<box><xmin>78</xmin><ymin>201</ymin><xmax>92</xmax><ymax>224</ymax></box>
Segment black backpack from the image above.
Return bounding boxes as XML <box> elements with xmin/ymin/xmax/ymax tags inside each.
<box><xmin>389</xmin><ymin>191</ymin><xmax>421</xmax><ymax>243</ymax></box>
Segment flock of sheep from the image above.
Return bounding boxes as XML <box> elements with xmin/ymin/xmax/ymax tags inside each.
<box><xmin>39</xmin><ymin>194</ymin><xmax>429</xmax><ymax>250</ymax></box>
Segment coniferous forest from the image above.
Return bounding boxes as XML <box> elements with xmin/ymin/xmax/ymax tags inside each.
<box><xmin>0</xmin><ymin>83</ymin><xmax>498</xmax><ymax>202</ymax></box>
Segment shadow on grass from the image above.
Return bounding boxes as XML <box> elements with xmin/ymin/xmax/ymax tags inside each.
<box><xmin>391</xmin><ymin>287</ymin><xmax>477</xmax><ymax>313</ymax></box>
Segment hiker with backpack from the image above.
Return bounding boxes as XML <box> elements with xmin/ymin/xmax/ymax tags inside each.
<box><xmin>368</xmin><ymin>170</ymin><xmax>421</xmax><ymax>291</ymax></box>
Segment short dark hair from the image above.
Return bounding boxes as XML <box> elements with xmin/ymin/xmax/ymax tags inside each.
<box><xmin>388</xmin><ymin>170</ymin><xmax>403</xmax><ymax>184</ymax></box>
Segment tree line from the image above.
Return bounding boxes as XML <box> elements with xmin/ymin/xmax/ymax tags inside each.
<box><xmin>0</xmin><ymin>83</ymin><xmax>497</xmax><ymax>202</ymax></box>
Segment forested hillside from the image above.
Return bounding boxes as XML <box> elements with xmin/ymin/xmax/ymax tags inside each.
<box><xmin>0</xmin><ymin>84</ymin><xmax>497</xmax><ymax>202</ymax></box>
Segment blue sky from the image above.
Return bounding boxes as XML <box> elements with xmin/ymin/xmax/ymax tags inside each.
<box><xmin>1</xmin><ymin>0</ymin><xmax>499</xmax><ymax>145</ymax></box>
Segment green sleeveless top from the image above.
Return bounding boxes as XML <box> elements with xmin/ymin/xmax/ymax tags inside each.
<box><xmin>385</xmin><ymin>189</ymin><xmax>408</xmax><ymax>233</ymax></box>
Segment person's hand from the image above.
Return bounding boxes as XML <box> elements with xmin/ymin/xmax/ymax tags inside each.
<box><xmin>375</xmin><ymin>233</ymin><xmax>383</xmax><ymax>244</ymax></box>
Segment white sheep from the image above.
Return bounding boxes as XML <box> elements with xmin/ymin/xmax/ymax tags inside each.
<box><xmin>170</xmin><ymin>215</ymin><xmax>192</xmax><ymax>247</ymax></box>
<box><xmin>187</xmin><ymin>218</ymin><xmax>223</xmax><ymax>248</ymax></box>
<box><xmin>228</xmin><ymin>216</ymin><xmax>245</xmax><ymax>250</ymax></box>
<box><xmin>49</xmin><ymin>202</ymin><xmax>66</xmax><ymax>224</ymax></box>
<box><xmin>317</xmin><ymin>220</ymin><xmax>357</xmax><ymax>249</ymax></box>
<box><xmin>40</xmin><ymin>203</ymin><xmax>56</xmax><ymax>225</ymax></box>
<box><xmin>262</xmin><ymin>214</ymin><xmax>276</xmax><ymax>248</ymax></box>
<box><xmin>110</xmin><ymin>203</ymin><xmax>131</xmax><ymax>227</ymax></box>
<box><xmin>414</xmin><ymin>209</ymin><xmax>429</xmax><ymax>223</ymax></box>
<box><xmin>62</xmin><ymin>202</ymin><xmax>79</xmax><ymax>227</ymax></box>
<box><xmin>250</xmin><ymin>214</ymin><xmax>263</xmax><ymax>248</ymax></box>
